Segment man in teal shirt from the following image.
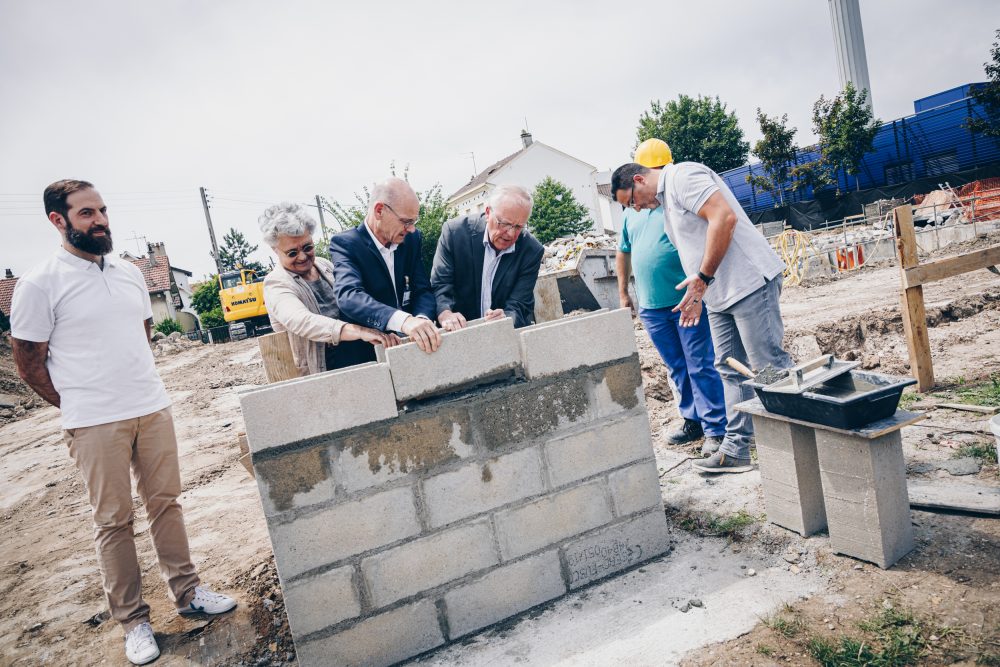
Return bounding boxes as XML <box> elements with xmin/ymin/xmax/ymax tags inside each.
<box><xmin>616</xmin><ymin>139</ymin><xmax>727</xmax><ymax>453</ymax></box>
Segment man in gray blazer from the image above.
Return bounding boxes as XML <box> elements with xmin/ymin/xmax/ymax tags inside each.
<box><xmin>431</xmin><ymin>184</ymin><xmax>544</xmax><ymax>330</ymax></box>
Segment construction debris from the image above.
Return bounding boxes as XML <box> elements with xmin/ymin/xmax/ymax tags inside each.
<box><xmin>542</xmin><ymin>231</ymin><xmax>616</xmax><ymax>272</ymax></box>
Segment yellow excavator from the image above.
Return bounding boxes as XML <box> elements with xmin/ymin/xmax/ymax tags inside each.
<box><xmin>218</xmin><ymin>268</ymin><xmax>271</xmax><ymax>340</ymax></box>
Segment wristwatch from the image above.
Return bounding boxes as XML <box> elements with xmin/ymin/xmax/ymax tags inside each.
<box><xmin>697</xmin><ymin>271</ymin><xmax>715</xmax><ymax>286</ymax></box>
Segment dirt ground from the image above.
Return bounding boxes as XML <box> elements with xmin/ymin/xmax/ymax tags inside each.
<box><xmin>0</xmin><ymin>231</ymin><xmax>998</xmax><ymax>666</ymax></box>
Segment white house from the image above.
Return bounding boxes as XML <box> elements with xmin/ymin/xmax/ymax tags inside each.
<box><xmin>121</xmin><ymin>242</ymin><xmax>201</xmax><ymax>332</ymax></box>
<box><xmin>447</xmin><ymin>132</ymin><xmax>614</xmax><ymax>232</ymax></box>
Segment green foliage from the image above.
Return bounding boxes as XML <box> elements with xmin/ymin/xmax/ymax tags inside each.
<box><xmin>416</xmin><ymin>182</ymin><xmax>456</xmax><ymax>268</ymax></box>
<box><xmin>528</xmin><ymin>176</ymin><xmax>593</xmax><ymax>244</ymax></box>
<box><xmin>218</xmin><ymin>228</ymin><xmax>266</xmax><ymax>274</ymax></box>
<box><xmin>153</xmin><ymin>318</ymin><xmax>183</xmax><ymax>335</ymax></box>
<box><xmin>747</xmin><ymin>109</ymin><xmax>798</xmax><ymax>205</ymax></box>
<box><xmin>764</xmin><ymin>614</ymin><xmax>804</xmax><ymax>639</ymax></box>
<box><xmin>810</xmin><ymin>82</ymin><xmax>881</xmax><ymax>192</ymax></box>
<box><xmin>672</xmin><ymin>508</ymin><xmax>758</xmax><ymax>539</ymax></box>
<box><xmin>955</xmin><ymin>374</ymin><xmax>1000</xmax><ymax>407</ymax></box>
<box><xmin>954</xmin><ymin>442</ymin><xmax>998</xmax><ymax>464</ymax></box>
<box><xmin>199</xmin><ymin>307</ymin><xmax>226</xmax><ymax>329</ymax></box>
<box><xmin>967</xmin><ymin>29</ymin><xmax>1000</xmax><ymax>143</ymax></box>
<box><xmin>755</xmin><ymin>644</ymin><xmax>775</xmax><ymax>657</ymax></box>
<box><xmin>636</xmin><ymin>94</ymin><xmax>749</xmax><ymax>172</ymax></box>
<box><xmin>191</xmin><ymin>278</ymin><xmax>222</xmax><ymax>316</ymax></box>
<box><xmin>808</xmin><ymin>607</ymin><xmax>931</xmax><ymax>667</ymax></box>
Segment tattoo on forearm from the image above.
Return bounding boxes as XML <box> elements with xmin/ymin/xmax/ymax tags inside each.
<box><xmin>11</xmin><ymin>338</ymin><xmax>60</xmax><ymax>407</ymax></box>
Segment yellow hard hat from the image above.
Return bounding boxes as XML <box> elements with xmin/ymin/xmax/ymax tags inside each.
<box><xmin>635</xmin><ymin>138</ymin><xmax>673</xmax><ymax>168</ymax></box>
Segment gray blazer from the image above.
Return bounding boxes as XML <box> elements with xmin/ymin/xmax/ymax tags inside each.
<box><xmin>430</xmin><ymin>213</ymin><xmax>544</xmax><ymax>328</ymax></box>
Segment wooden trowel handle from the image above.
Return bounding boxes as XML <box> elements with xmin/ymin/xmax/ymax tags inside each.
<box><xmin>726</xmin><ymin>357</ymin><xmax>755</xmax><ymax>379</ymax></box>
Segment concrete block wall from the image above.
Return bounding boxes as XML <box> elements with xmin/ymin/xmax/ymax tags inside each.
<box><xmin>239</xmin><ymin>310</ymin><xmax>669</xmax><ymax>667</ymax></box>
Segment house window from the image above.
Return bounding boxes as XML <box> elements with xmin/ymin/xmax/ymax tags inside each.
<box><xmin>924</xmin><ymin>150</ymin><xmax>958</xmax><ymax>178</ymax></box>
<box><xmin>884</xmin><ymin>161</ymin><xmax>913</xmax><ymax>185</ymax></box>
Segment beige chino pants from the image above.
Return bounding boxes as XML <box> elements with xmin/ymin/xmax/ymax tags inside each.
<box><xmin>64</xmin><ymin>407</ymin><xmax>200</xmax><ymax>632</ymax></box>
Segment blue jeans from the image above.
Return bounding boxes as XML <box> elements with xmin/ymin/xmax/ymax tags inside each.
<box><xmin>708</xmin><ymin>276</ymin><xmax>793</xmax><ymax>460</ymax></box>
<box><xmin>639</xmin><ymin>306</ymin><xmax>727</xmax><ymax>438</ymax></box>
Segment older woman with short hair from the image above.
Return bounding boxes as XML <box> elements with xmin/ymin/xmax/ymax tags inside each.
<box><xmin>259</xmin><ymin>202</ymin><xmax>397</xmax><ymax>375</ymax></box>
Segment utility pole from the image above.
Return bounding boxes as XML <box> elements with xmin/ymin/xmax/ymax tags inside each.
<box><xmin>315</xmin><ymin>194</ymin><xmax>330</xmax><ymax>246</ymax></box>
<box><xmin>200</xmin><ymin>186</ymin><xmax>223</xmax><ymax>274</ymax></box>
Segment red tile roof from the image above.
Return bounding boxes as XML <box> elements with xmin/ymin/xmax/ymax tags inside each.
<box><xmin>127</xmin><ymin>256</ymin><xmax>172</xmax><ymax>293</ymax></box>
<box><xmin>0</xmin><ymin>277</ymin><xmax>16</xmax><ymax>317</ymax></box>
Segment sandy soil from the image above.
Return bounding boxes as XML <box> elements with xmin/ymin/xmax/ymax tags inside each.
<box><xmin>0</xmin><ymin>230</ymin><xmax>998</xmax><ymax>666</ymax></box>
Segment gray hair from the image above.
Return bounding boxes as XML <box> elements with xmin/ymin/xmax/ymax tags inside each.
<box><xmin>258</xmin><ymin>202</ymin><xmax>317</xmax><ymax>247</ymax></box>
<box><xmin>488</xmin><ymin>184</ymin><xmax>533</xmax><ymax>215</ymax></box>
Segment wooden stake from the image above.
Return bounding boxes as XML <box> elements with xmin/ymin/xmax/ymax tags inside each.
<box><xmin>257</xmin><ymin>331</ymin><xmax>300</xmax><ymax>383</ymax></box>
<box><xmin>894</xmin><ymin>205</ymin><xmax>934</xmax><ymax>392</ymax></box>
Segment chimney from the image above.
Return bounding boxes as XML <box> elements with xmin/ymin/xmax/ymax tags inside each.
<box><xmin>4</xmin><ymin>269</ymin><xmax>12</xmax><ymax>279</ymax></box>
<box><xmin>147</xmin><ymin>241</ymin><xmax>167</xmax><ymax>267</ymax></box>
<box><xmin>520</xmin><ymin>129</ymin><xmax>533</xmax><ymax>149</ymax></box>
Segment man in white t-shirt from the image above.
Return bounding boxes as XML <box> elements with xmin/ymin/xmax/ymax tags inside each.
<box><xmin>11</xmin><ymin>180</ymin><xmax>237</xmax><ymax>665</ymax></box>
<box><xmin>611</xmin><ymin>161</ymin><xmax>793</xmax><ymax>474</ymax></box>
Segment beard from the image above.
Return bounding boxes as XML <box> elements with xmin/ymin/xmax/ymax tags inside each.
<box><xmin>66</xmin><ymin>225</ymin><xmax>113</xmax><ymax>255</ymax></box>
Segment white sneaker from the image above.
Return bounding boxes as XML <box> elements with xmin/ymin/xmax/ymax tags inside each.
<box><xmin>124</xmin><ymin>622</ymin><xmax>160</xmax><ymax>665</ymax></box>
<box><xmin>178</xmin><ymin>586</ymin><xmax>237</xmax><ymax>615</ymax></box>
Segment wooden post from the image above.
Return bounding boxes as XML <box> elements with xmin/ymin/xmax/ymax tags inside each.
<box><xmin>258</xmin><ymin>331</ymin><xmax>301</xmax><ymax>383</ymax></box>
<box><xmin>893</xmin><ymin>205</ymin><xmax>934</xmax><ymax>392</ymax></box>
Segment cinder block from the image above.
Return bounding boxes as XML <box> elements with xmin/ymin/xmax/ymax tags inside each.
<box><xmin>254</xmin><ymin>445</ymin><xmax>336</xmax><ymax>517</ymax></box>
<box><xmin>518</xmin><ymin>309</ymin><xmax>637</xmax><ymax>379</ymax></box>
<box><xmin>444</xmin><ymin>550</ymin><xmax>566</xmax><ymax>638</ymax></box>
<box><xmin>562</xmin><ymin>510</ymin><xmax>671</xmax><ymax>589</ymax></box>
<box><xmin>332</xmin><ymin>405</ymin><xmax>474</xmax><ymax>494</ymax></box>
<box><xmin>270</xmin><ymin>486</ymin><xmax>420</xmax><ymax>579</ymax></box>
<box><xmin>283</xmin><ymin>565</ymin><xmax>360</xmax><ymax>637</ymax></box>
<box><xmin>589</xmin><ymin>359</ymin><xmax>644</xmax><ymax>418</ymax></box>
<box><xmin>295</xmin><ymin>600</ymin><xmax>444</xmax><ymax>667</ymax></box>
<box><xmin>361</xmin><ymin>519</ymin><xmax>498</xmax><ymax>608</ymax></box>
<box><xmin>240</xmin><ymin>362</ymin><xmax>397</xmax><ymax>453</ymax></box>
<box><xmin>495</xmin><ymin>481</ymin><xmax>612</xmax><ymax>560</ymax></box>
<box><xmin>423</xmin><ymin>447</ymin><xmax>546</xmax><ymax>528</ymax></box>
<box><xmin>473</xmin><ymin>375</ymin><xmax>591</xmax><ymax>450</ymax></box>
<box><xmin>815</xmin><ymin>430</ymin><xmax>914</xmax><ymax>569</ymax></box>
<box><xmin>544</xmin><ymin>415</ymin><xmax>652</xmax><ymax>488</ymax></box>
<box><xmin>751</xmin><ymin>416</ymin><xmax>827</xmax><ymax>537</ymax></box>
<box><xmin>608</xmin><ymin>460</ymin><xmax>662</xmax><ymax>517</ymax></box>
<box><xmin>382</xmin><ymin>317</ymin><xmax>521</xmax><ymax>401</ymax></box>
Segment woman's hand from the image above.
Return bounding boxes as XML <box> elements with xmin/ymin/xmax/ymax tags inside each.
<box><xmin>341</xmin><ymin>323</ymin><xmax>395</xmax><ymax>347</ymax></box>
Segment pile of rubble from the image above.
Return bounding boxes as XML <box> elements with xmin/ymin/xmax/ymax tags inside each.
<box><xmin>542</xmin><ymin>231</ymin><xmax>617</xmax><ymax>271</ymax></box>
<box><xmin>150</xmin><ymin>330</ymin><xmax>200</xmax><ymax>357</ymax></box>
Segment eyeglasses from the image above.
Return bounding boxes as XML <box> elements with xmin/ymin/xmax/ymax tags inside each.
<box><xmin>491</xmin><ymin>211</ymin><xmax>526</xmax><ymax>234</ymax></box>
<box><xmin>381</xmin><ymin>202</ymin><xmax>418</xmax><ymax>229</ymax></box>
<box><xmin>628</xmin><ymin>187</ymin><xmax>636</xmax><ymax>210</ymax></box>
<box><xmin>283</xmin><ymin>243</ymin><xmax>315</xmax><ymax>258</ymax></box>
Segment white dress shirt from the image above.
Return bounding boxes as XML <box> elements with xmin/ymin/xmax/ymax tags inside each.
<box><xmin>481</xmin><ymin>229</ymin><xmax>516</xmax><ymax>317</ymax></box>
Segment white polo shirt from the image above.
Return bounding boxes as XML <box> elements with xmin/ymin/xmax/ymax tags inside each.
<box><xmin>10</xmin><ymin>247</ymin><xmax>171</xmax><ymax>429</ymax></box>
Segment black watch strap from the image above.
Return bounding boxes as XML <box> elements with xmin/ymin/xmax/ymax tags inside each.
<box><xmin>697</xmin><ymin>271</ymin><xmax>715</xmax><ymax>286</ymax></box>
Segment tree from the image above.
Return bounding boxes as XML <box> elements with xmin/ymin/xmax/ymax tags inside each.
<box><xmin>191</xmin><ymin>278</ymin><xmax>226</xmax><ymax>329</ymax></box>
<box><xmin>218</xmin><ymin>228</ymin><xmax>266</xmax><ymax>274</ymax></box>
<box><xmin>746</xmin><ymin>109</ymin><xmax>798</xmax><ymax>206</ymax></box>
<box><xmin>154</xmin><ymin>318</ymin><xmax>183</xmax><ymax>335</ymax></box>
<box><xmin>636</xmin><ymin>95</ymin><xmax>749</xmax><ymax>172</ymax></box>
<box><xmin>415</xmin><ymin>183</ymin><xmax>456</xmax><ymax>268</ymax></box>
<box><xmin>966</xmin><ymin>29</ymin><xmax>1000</xmax><ymax>143</ymax></box>
<box><xmin>810</xmin><ymin>82</ymin><xmax>880</xmax><ymax>192</ymax></box>
<box><xmin>528</xmin><ymin>177</ymin><xmax>592</xmax><ymax>244</ymax></box>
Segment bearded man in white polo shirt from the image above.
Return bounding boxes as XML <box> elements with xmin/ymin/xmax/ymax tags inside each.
<box><xmin>11</xmin><ymin>180</ymin><xmax>236</xmax><ymax>665</ymax></box>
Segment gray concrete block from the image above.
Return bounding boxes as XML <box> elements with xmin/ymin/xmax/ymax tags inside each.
<box><xmin>444</xmin><ymin>550</ymin><xmax>566</xmax><ymax>638</ymax></box>
<box><xmin>495</xmin><ymin>481</ymin><xmax>612</xmax><ymax>560</ymax></box>
<box><xmin>240</xmin><ymin>362</ymin><xmax>397</xmax><ymax>453</ymax></box>
<box><xmin>270</xmin><ymin>486</ymin><xmax>420</xmax><ymax>579</ymax></box>
<box><xmin>295</xmin><ymin>600</ymin><xmax>444</xmax><ymax>667</ymax></box>
<box><xmin>608</xmin><ymin>460</ymin><xmax>662</xmax><ymax>517</ymax></box>
<box><xmin>518</xmin><ymin>308</ymin><xmax>637</xmax><ymax>379</ymax></box>
<box><xmin>815</xmin><ymin>430</ymin><xmax>914</xmax><ymax>569</ymax></box>
<box><xmin>361</xmin><ymin>519</ymin><xmax>498</xmax><ymax>608</ymax></box>
<box><xmin>588</xmin><ymin>359</ymin><xmax>645</xmax><ymax>419</ymax></box>
<box><xmin>545</xmin><ymin>415</ymin><xmax>653</xmax><ymax>488</ymax></box>
<box><xmin>423</xmin><ymin>447</ymin><xmax>546</xmax><ymax>528</ymax></box>
<box><xmin>473</xmin><ymin>375</ymin><xmax>592</xmax><ymax>450</ymax></box>
<box><xmin>254</xmin><ymin>445</ymin><xmax>335</xmax><ymax>517</ymax></box>
<box><xmin>563</xmin><ymin>510</ymin><xmax>671</xmax><ymax>589</ymax></box>
<box><xmin>751</xmin><ymin>416</ymin><xmax>827</xmax><ymax>537</ymax></box>
<box><xmin>283</xmin><ymin>565</ymin><xmax>360</xmax><ymax>638</ymax></box>
<box><xmin>331</xmin><ymin>405</ymin><xmax>474</xmax><ymax>494</ymax></box>
<box><xmin>383</xmin><ymin>317</ymin><xmax>521</xmax><ymax>401</ymax></box>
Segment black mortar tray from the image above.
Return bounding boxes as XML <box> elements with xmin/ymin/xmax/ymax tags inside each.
<box><xmin>745</xmin><ymin>369</ymin><xmax>917</xmax><ymax>430</ymax></box>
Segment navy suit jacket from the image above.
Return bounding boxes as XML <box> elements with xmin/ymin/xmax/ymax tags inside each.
<box><xmin>430</xmin><ymin>213</ymin><xmax>544</xmax><ymax>328</ymax></box>
<box><xmin>328</xmin><ymin>224</ymin><xmax>436</xmax><ymax>368</ymax></box>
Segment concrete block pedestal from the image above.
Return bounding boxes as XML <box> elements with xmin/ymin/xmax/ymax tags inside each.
<box><xmin>737</xmin><ymin>398</ymin><xmax>923</xmax><ymax>569</ymax></box>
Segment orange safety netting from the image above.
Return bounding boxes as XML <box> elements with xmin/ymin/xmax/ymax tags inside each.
<box><xmin>957</xmin><ymin>178</ymin><xmax>1000</xmax><ymax>221</ymax></box>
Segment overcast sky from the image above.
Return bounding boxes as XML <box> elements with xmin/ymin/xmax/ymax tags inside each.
<box><xmin>1</xmin><ymin>1</ymin><xmax>995</xmax><ymax>279</ymax></box>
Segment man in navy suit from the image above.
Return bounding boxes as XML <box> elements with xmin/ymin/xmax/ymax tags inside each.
<box><xmin>329</xmin><ymin>178</ymin><xmax>441</xmax><ymax>369</ymax></box>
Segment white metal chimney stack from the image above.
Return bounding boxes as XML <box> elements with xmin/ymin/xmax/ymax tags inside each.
<box><xmin>828</xmin><ymin>0</ymin><xmax>872</xmax><ymax>109</ymax></box>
